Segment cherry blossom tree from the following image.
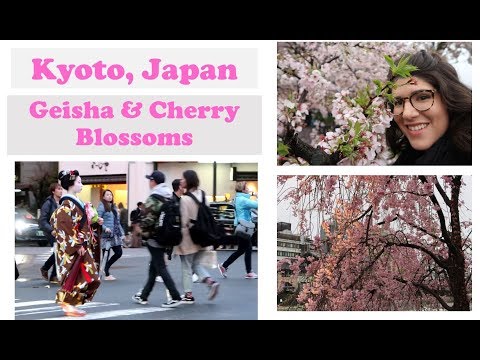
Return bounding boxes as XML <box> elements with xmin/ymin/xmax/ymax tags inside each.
<box><xmin>277</xmin><ymin>42</ymin><xmax>471</xmax><ymax>165</ymax></box>
<box><xmin>277</xmin><ymin>175</ymin><xmax>472</xmax><ymax>311</ymax></box>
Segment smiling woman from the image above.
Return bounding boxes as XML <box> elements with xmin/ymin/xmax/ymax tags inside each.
<box><xmin>387</xmin><ymin>50</ymin><xmax>472</xmax><ymax>165</ymax></box>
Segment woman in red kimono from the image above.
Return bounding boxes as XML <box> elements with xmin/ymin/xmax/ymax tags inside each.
<box><xmin>51</xmin><ymin>170</ymin><xmax>103</xmax><ymax>317</ymax></box>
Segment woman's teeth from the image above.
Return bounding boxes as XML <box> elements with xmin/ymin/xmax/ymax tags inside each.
<box><xmin>408</xmin><ymin>124</ymin><xmax>428</xmax><ymax>131</ymax></box>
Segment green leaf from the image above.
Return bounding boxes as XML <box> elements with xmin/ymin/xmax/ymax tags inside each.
<box><xmin>277</xmin><ymin>141</ymin><xmax>290</xmax><ymax>157</ymax></box>
<box><xmin>384</xmin><ymin>55</ymin><xmax>395</xmax><ymax>69</ymax></box>
<box><xmin>373</xmin><ymin>79</ymin><xmax>383</xmax><ymax>96</ymax></box>
<box><xmin>354</xmin><ymin>121</ymin><xmax>362</xmax><ymax>135</ymax></box>
<box><xmin>340</xmin><ymin>143</ymin><xmax>353</xmax><ymax>157</ymax></box>
<box><xmin>385</xmin><ymin>93</ymin><xmax>395</xmax><ymax>104</ymax></box>
<box><xmin>388</xmin><ymin>55</ymin><xmax>419</xmax><ymax>78</ymax></box>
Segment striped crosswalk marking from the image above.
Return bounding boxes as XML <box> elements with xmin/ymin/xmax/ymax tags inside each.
<box><xmin>15</xmin><ymin>299</ymin><xmax>172</xmax><ymax>320</ymax></box>
<box><xmin>15</xmin><ymin>301</ymin><xmax>118</xmax><ymax>317</ymax></box>
<box><xmin>45</xmin><ymin>307</ymin><xmax>171</xmax><ymax>320</ymax></box>
<box><xmin>15</xmin><ymin>300</ymin><xmax>56</xmax><ymax>308</ymax></box>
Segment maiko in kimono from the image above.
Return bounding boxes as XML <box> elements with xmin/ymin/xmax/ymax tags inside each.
<box><xmin>51</xmin><ymin>169</ymin><xmax>103</xmax><ymax>317</ymax></box>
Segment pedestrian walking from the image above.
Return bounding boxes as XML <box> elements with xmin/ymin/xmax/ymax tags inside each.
<box><xmin>97</xmin><ymin>190</ymin><xmax>125</xmax><ymax>280</ymax></box>
<box><xmin>218</xmin><ymin>181</ymin><xmax>258</xmax><ymax>279</ymax></box>
<box><xmin>131</xmin><ymin>171</ymin><xmax>182</xmax><ymax>308</ymax></box>
<box><xmin>174</xmin><ymin>170</ymin><xmax>220</xmax><ymax>303</ymax></box>
<box><xmin>39</xmin><ymin>182</ymin><xmax>62</xmax><ymax>283</ymax></box>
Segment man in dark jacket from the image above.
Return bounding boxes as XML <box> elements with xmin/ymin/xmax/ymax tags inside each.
<box><xmin>129</xmin><ymin>202</ymin><xmax>144</xmax><ymax>248</ymax></box>
<box><xmin>131</xmin><ymin>171</ymin><xmax>182</xmax><ymax>308</ymax></box>
<box><xmin>39</xmin><ymin>183</ymin><xmax>63</xmax><ymax>282</ymax></box>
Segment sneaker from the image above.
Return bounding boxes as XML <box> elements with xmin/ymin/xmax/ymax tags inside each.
<box><xmin>192</xmin><ymin>273</ymin><xmax>199</xmax><ymax>283</ymax></box>
<box><xmin>49</xmin><ymin>276</ymin><xmax>59</xmax><ymax>284</ymax></box>
<box><xmin>104</xmin><ymin>275</ymin><xmax>116</xmax><ymax>281</ymax></box>
<box><xmin>245</xmin><ymin>272</ymin><xmax>258</xmax><ymax>279</ymax></box>
<box><xmin>40</xmin><ymin>268</ymin><xmax>48</xmax><ymax>281</ymax></box>
<box><xmin>132</xmin><ymin>294</ymin><xmax>148</xmax><ymax>305</ymax></box>
<box><xmin>155</xmin><ymin>276</ymin><xmax>164</xmax><ymax>282</ymax></box>
<box><xmin>161</xmin><ymin>299</ymin><xmax>182</xmax><ymax>308</ymax></box>
<box><xmin>208</xmin><ymin>281</ymin><xmax>220</xmax><ymax>300</ymax></box>
<box><xmin>181</xmin><ymin>295</ymin><xmax>196</xmax><ymax>304</ymax></box>
<box><xmin>218</xmin><ymin>263</ymin><xmax>228</xmax><ymax>278</ymax></box>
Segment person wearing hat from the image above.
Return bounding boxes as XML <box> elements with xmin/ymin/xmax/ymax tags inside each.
<box><xmin>131</xmin><ymin>171</ymin><xmax>183</xmax><ymax>308</ymax></box>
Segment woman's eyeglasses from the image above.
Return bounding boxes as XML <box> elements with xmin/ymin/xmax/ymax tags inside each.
<box><xmin>392</xmin><ymin>89</ymin><xmax>436</xmax><ymax>116</ymax></box>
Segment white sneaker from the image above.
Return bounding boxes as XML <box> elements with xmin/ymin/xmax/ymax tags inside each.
<box><xmin>104</xmin><ymin>275</ymin><xmax>116</xmax><ymax>281</ymax></box>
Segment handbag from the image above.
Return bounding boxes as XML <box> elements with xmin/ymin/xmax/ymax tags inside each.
<box><xmin>234</xmin><ymin>219</ymin><xmax>256</xmax><ymax>240</ymax></box>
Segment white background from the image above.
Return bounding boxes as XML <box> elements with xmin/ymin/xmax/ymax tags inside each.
<box><xmin>0</xmin><ymin>40</ymin><xmax>476</xmax><ymax>320</ymax></box>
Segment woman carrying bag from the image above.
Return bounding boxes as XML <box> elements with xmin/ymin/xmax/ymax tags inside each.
<box><xmin>218</xmin><ymin>181</ymin><xmax>258</xmax><ymax>279</ymax></box>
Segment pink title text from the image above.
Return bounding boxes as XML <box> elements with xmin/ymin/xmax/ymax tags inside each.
<box><xmin>31</xmin><ymin>58</ymin><xmax>238</xmax><ymax>85</ymax></box>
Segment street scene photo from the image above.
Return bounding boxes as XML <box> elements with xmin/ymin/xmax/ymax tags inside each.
<box><xmin>277</xmin><ymin>175</ymin><xmax>472</xmax><ymax>311</ymax></box>
<box><xmin>15</xmin><ymin>161</ymin><xmax>258</xmax><ymax>320</ymax></box>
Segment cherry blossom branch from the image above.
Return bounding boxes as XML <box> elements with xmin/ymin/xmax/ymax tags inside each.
<box><xmin>387</xmin><ymin>239</ymin><xmax>447</xmax><ymax>269</ymax></box>
<box><xmin>466</xmin><ymin>272</ymin><xmax>472</xmax><ymax>285</ymax></box>
<box><xmin>434</xmin><ymin>176</ymin><xmax>451</xmax><ymax>207</ymax></box>
<box><xmin>418</xmin><ymin>176</ymin><xmax>451</xmax><ymax>244</ymax></box>
<box><xmin>389</xmin><ymin>190</ymin><xmax>431</xmax><ymax>197</ymax></box>
<box><xmin>363</xmin><ymin>210</ymin><xmax>373</xmax><ymax>246</ymax></box>
<box><xmin>393</xmin><ymin>276</ymin><xmax>453</xmax><ymax>311</ymax></box>
<box><xmin>347</xmin><ymin>246</ymin><xmax>388</xmax><ymax>290</ymax></box>
<box><xmin>351</xmin><ymin>205</ymin><xmax>373</xmax><ymax>223</ymax></box>
<box><xmin>462</xmin><ymin>230</ymin><xmax>472</xmax><ymax>248</ymax></box>
<box><xmin>284</xmin><ymin>127</ymin><xmax>336</xmax><ymax>165</ymax></box>
<box><xmin>277</xmin><ymin>65</ymin><xmax>301</xmax><ymax>80</ymax></box>
<box><xmin>377</xmin><ymin>217</ymin><xmax>398</xmax><ymax>226</ymax></box>
<box><xmin>395</xmin><ymin>214</ymin><xmax>444</xmax><ymax>243</ymax></box>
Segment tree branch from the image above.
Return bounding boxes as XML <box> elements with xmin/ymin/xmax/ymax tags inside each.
<box><xmin>347</xmin><ymin>246</ymin><xmax>387</xmax><ymax>290</ymax></box>
<box><xmin>377</xmin><ymin>216</ymin><xmax>398</xmax><ymax>226</ymax></box>
<box><xmin>351</xmin><ymin>205</ymin><xmax>373</xmax><ymax>223</ymax></box>
<box><xmin>394</xmin><ymin>277</ymin><xmax>453</xmax><ymax>311</ymax></box>
<box><xmin>434</xmin><ymin>176</ymin><xmax>451</xmax><ymax>207</ymax></box>
<box><xmin>418</xmin><ymin>176</ymin><xmax>451</xmax><ymax>244</ymax></box>
<box><xmin>277</xmin><ymin>65</ymin><xmax>301</xmax><ymax>80</ymax></box>
<box><xmin>283</xmin><ymin>127</ymin><xmax>338</xmax><ymax>165</ymax></box>
<box><xmin>396</xmin><ymin>213</ymin><xmax>444</xmax><ymax>243</ymax></box>
<box><xmin>387</xmin><ymin>241</ymin><xmax>447</xmax><ymax>269</ymax></box>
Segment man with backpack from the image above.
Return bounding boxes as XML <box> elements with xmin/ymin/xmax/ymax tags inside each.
<box><xmin>131</xmin><ymin>171</ymin><xmax>182</xmax><ymax>308</ymax></box>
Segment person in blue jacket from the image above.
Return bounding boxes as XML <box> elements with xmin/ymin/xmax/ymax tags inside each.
<box><xmin>218</xmin><ymin>181</ymin><xmax>258</xmax><ymax>279</ymax></box>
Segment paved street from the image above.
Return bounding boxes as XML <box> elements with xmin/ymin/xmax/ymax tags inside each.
<box><xmin>15</xmin><ymin>246</ymin><xmax>257</xmax><ymax>320</ymax></box>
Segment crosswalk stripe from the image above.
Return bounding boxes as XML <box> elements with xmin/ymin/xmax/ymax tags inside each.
<box><xmin>15</xmin><ymin>300</ymin><xmax>56</xmax><ymax>308</ymax></box>
<box><xmin>44</xmin><ymin>307</ymin><xmax>172</xmax><ymax>320</ymax></box>
<box><xmin>15</xmin><ymin>302</ymin><xmax>118</xmax><ymax>316</ymax></box>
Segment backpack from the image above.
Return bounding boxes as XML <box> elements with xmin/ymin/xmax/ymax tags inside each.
<box><xmin>151</xmin><ymin>194</ymin><xmax>182</xmax><ymax>247</ymax></box>
<box><xmin>185</xmin><ymin>191</ymin><xmax>224</xmax><ymax>248</ymax></box>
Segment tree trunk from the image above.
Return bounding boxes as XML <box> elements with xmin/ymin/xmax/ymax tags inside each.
<box><xmin>447</xmin><ymin>176</ymin><xmax>470</xmax><ymax>311</ymax></box>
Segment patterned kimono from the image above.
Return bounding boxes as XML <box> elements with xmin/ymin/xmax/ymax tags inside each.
<box><xmin>50</xmin><ymin>195</ymin><xmax>102</xmax><ymax>306</ymax></box>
